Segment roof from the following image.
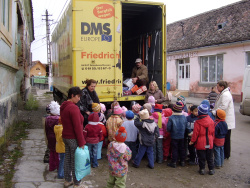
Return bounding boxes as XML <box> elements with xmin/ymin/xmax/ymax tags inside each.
<box><xmin>167</xmin><ymin>0</ymin><xmax>250</xmax><ymax>53</ymax></box>
<box><xmin>31</xmin><ymin>61</ymin><xmax>46</xmax><ymax>68</ymax></box>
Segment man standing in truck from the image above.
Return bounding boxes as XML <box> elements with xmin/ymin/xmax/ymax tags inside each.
<box><xmin>131</xmin><ymin>58</ymin><xmax>149</xmax><ymax>87</ymax></box>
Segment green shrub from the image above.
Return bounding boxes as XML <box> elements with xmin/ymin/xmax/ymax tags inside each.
<box><xmin>24</xmin><ymin>94</ymin><xmax>39</xmax><ymax>110</ymax></box>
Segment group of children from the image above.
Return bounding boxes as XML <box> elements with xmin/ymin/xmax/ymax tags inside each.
<box><xmin>44</xmin><ymin>93</ymin><xmax>228</xmax><ymax>187</ymax></box>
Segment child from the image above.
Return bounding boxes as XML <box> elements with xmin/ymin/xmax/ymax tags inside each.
<box><xmin>148</xmin><ymin>96</ymin><xmax>155</xmax><ymax>113</ymax></box>
<box><xmin>97</xmin><ymin>113</ymin><xmax>108</xmax><ymax>160</ymax></box>
<box><xmin>214</xmin><ymin>109</ymin><xmax>228</xmax><ymax>169</ymax></box>
<box><xmin>162</xmin><ymin>108</ymin><xmax>172</xmax><ymax>161</ymax></box>
<box><xmin>106</xmin><ymin>103</ymin><xmax>124</xmax><ymax>142</ymax></box>
<box><xmin>143</xmin><ymin>103</ymin><xmax>152</xmax><ymax>116</ymax></box>
<box><xmin>201</xmin><ymin>99</ymin><xmax>215</xmax><ymax>120</ymax></box>
<box><xmin>121</xmin><ymin>106</ymin><xmax>128</xmax><ymax>120</ymax></box>
<box><xmin>167</xmin><ymin>102</ymin><xmax>191</xmax><ymax>168</ymax></box>
<box><xmin>45</xmin><ymin>101</ymin><xmax>60</xmax><ymax>171</ymax></box>
<box><xmin>122</xmin><ymin>110</ymin><xmax>138</xmax><ymax>161</ymax></box>
<box><xmin>92</xmin><ymin>103</ymin><xmax>101</xmax><ymax>113</ymax></box>
<box><xmin>43</xmin><ymin>104</ymin><xmax>51</xmax><ymax>163</ymax></box>
<box><xmin>177</xmin><ymin>95</ymin><xmax>188</xmax><ymax>113</ymax></box>
<box><xmin>54</xmin><ymin>116</ymin><xmax>65</xmax><ymax>179</ymax></box>
<box><xmin>189</xmin><ymin>104</ymin><xmax>215</xmax><ymax>175</ymax></box>
<box><xmin>83</xmin><ymin>112</ymin><xmax>103</xmax><ymax>168</ymax></box>
<box><xmin>151</xmin><ymin>111</ymin><xmax>166</xmax><ymax>164</ymax></box>
<box><xmin>133</xmin><ymin>109</ymin><xmax>159</xmax><ymax>169</ymax></box>
<box><xmin>186</xmin><ymin>105</ymin><xmax>198</xmax><ymax>165</ymax></box>
<box><xmin>107</xmin><ymin>127</ymin><xmax>132</xmax><ymax>188</ymax></box>
<box><xmin>207</xmin><ymin>86</ymin><xmax>218</xmax><ymax>106</ymax></box>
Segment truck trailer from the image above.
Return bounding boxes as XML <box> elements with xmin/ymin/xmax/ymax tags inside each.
<box><xmin>51</xmin><ymin>0</ymin><xmax>166</xmax><ymax>104</ymax></box>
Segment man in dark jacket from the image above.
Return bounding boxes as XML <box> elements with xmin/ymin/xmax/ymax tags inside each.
<box><xmin>132</xmin><ymin>109</ymin><xmax>159</xmax><ymax>169</ymax></box>
<box><xmin>131</xmin><ymin>58</ymin><xmax>149</xmax><ymax>86</ymax></box>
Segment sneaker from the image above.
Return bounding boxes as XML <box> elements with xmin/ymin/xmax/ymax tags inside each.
<box><xmin>199</xmin><ymin>169</ymin><xmax>205</xmax><ymax>175</ymax></box>
<box><xmin>92</xmin><ymin>164</ymin><xmax>99</xmax><ymax>168</ymax></box>
<box><xmin>43</xmin><ymin>155</ymin><xmax>49</xmax><ymax>163</ymax></box>
<box><xmin>147</xmin><ymin>164</ymin><xmax>154</xmax><ymax>169</ymax></box>
<box><xmin>167</xmin><ymin>162</ymin><xmax>176</xmax><ymax>168</ymax></box>
<box><xmin>132</xmin><ymin>163</ymin><xmax>139</xmax><ymax>168</ymax></box>
<box><xmin>64</xmin><ymin>181</ymin><xmax>73</xmax><ymax>187</ymax></box>
<box><xmin>209</xmin><ymin>169</ymin><xmax>215</xmax><ymax>175</ymax></box>
<box><xmin>215</xmin><ymin>166</ymin><xmax>221</xmax><ymax>169</ymax></box>
<box><xmin>180</xmin><ymin>161</ymin><xmax>185</xmax><ymax>167</ymax></box>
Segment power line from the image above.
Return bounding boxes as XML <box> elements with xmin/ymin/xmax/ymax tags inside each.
<box><xmin>32</xmin><ymin>37</ymin><xmax>46</xmax><ymax>44</ymax></box>
<box><xmin>32</xmin><ymin>44</ymin><xmax>46</xmax><ymax>51</ymax></box>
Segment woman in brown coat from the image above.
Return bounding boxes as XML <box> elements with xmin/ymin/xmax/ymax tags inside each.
<box><xmin>145</xmin><ymin>81</ymin><xmax>166</xmax><ymax>104</ymax></box>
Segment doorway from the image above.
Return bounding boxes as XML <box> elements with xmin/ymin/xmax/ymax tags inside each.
<box><xmin>178</xmin><ymin>58</ymin><xmax>190</xmax><ymax>90</ymax></box>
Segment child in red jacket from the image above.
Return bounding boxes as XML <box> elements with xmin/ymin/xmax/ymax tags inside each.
<box><xmin>190</xmin><ymin>104</ymin><xmax>215</xmax><ymax>175</ymax></box>
<box><xmin>83</xmin><ymin>112</ymin><xmax>103</xmax><ymax>168</ymax></box>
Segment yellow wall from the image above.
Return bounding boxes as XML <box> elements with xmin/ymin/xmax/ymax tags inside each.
<box><xmin>30</xmin><ymin>62</ymin><xmax>46</xmax><ymax>76</ymax></box>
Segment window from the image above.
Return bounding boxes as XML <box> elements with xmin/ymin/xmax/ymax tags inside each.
<box><xmin>0</xmin><ymin>0</ymin><xmax>12</xmax><ymax>46</ymax></box>
<box><xmin>247</xmin><ymin>52</ymin><xmax>250</xmax><ymax>66</ymax></box>
<box><xmin>200</xmin><ymin>55</ymin><xmax>223</xmax><ymax>83</ymax></box>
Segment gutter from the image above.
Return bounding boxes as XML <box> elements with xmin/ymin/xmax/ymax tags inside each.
<box><xmin>167</xmin><ymin>40</ymin><xmax>250</xmax><ymax>55</ymax></box>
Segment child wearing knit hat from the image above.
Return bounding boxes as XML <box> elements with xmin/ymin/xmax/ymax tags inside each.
<box><xmin>106</xmin><ymin>102</ymin><xmax>124</xmax><ymax>142</ymax></box>
<box><xmin>151</xmin><ymin>111</ymin><xmax>166</xmax><ymax>164</ymax></box>
<box><xmin>132</xmin><ymin>109</ymin><xmax>159</xmax><ymax>169</ymax></box>
<box><xmin>92</xmin><ymin>103</ymin><xmax>101</xmax><ymax>113</ymax></box>
<box><xmin>54</xmin><ymin>117</ymin><xmax>65</xmax><ymax>179</ymax></box>
<box><xmin>186</xmin><ymin>105</ymin><xmax>198</xmax><ymax>165</ymax></box>
<box><xmin>214</xmin><ymin>109</ymin><xmax>228</xmax><ymax>169</ymax></box>
<box><xmin>121</xmin><ymin>110</ymin><xmax>139</xmax><ymax>161</ymax></box>
<box><xmin>107</xmin><ymin>127</ymin><xmax>132</xmax><ymax>187</ymax></box>
<box><xmin>167</xmin><ymin>102</ymin><xmax>191</xmax><ymax>168</ymax></box>
<box><xmin>45</xmin><ymin>101</ymin><xmax>60</xmax><ymax>171</ymax></box>
<box><xmin>83</xmin><ymin>112</ymin><xmax>103</xmax><ymax>168</ymax></box>
<box><xmin>189</xmin><ymin>104</ymin><xmax>215</xmax><ymax>175</ymax></box>
<box><xmin>162</xmin><ymin>108</ymin><xmax>172</xmax><ymax>161</ymax></box>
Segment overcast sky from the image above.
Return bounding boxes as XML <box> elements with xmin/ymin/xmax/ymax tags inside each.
<box><xmin>31</xmin><ymin>0</ymin><xmax>242</xmax><ymax>64</ymax></box>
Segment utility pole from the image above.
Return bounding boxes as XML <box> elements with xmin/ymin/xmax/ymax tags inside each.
<box><xmin>42</xmin><ymin>10</ymin><xmax>53</xmax><ymax>91</ymax></box>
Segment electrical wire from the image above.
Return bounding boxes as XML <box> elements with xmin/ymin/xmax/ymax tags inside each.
<box><xmin>32</xmin><ymin>44</ymin><xmax>46</xmax><ymax>51</ymax></box>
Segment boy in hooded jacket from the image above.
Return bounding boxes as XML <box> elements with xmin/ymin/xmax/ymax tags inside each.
<box><xmin>107</xmin><ymin>127</ymin><xmax>132</xmax><ymax>188</ymax></box>
<box><xmin>132</xmin><ymin>109</ymin><xmax>159</xmax><ymax>169</ymax></box>
<box><xmin>190</xmin><ymin>104</ymin><xmax>215</xmax><ymax>175</ymax></box>
<box><xmin>83</xmin><ymin>112</ymin><xmax>103</xmax><ymax>168</ymax></box>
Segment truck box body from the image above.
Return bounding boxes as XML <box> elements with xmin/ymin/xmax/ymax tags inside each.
<box><xmin>51</xmin><ymin>0</ymin><xmax>166</xmax><ymax>103</ymax></box>
<box><xmin>239</xmin><ymin>65</ymin><xmax>250</xmax><ymax>116</ymax></box>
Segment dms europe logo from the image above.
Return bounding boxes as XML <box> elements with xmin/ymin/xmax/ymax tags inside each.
<box><xmin>81</xmin><ymin>22</ymin><xmax>112</xmax><ymax>42</ymax></box>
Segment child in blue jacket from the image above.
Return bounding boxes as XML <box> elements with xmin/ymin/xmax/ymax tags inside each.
<box><xmin>167</xmin><ymin>102</ymin><xmax>191</xmax><ymax>168</ymax></box>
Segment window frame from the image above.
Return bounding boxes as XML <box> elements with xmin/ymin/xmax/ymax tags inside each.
<box><xmin>200</xmin><ymin>54</ymin><xmax>223</xmax><ymax>83</ymax></box>
<box><xmin>0</xmin><ymin>0</ymin><xmax>13</xmax><ymax>47</ymax></box>
<box><xmin>246</xmin><ymin>51</ymin><xmax>250</xmax><ymax>66</ymax></box>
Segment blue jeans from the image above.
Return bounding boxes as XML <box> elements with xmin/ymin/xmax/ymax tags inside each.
<box><xmin>134</xmin><ymin>144</ymin><xmax>154</xmax><ymax>168</ymax></box>
<box><xmin>58</xmin><ymin>153</ymin><xmax>65</xmax><ymax>179</ymax></box>
<box><xmin>214</xmin><ymin>145</ymin><xmax>224</xmax><ymax>167</ymax></box>
<box><xmin>125</xmin><ymin>141</ymin><xmax>137</xmax><ymax>160</ymax></box>
<box><xmin>97</xmin><ymin>141</ymin><xmax>103</xmax><ymax>160</ymax></box>
<box><xmin>86</xmin><ymin>143</ymin><xmax>98</xmax><ymax>167</ymax></box>
<box><xmin>153</xmin><ymin>138</ymin><xmax>163</xmax><ymax>163</ymax></box>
